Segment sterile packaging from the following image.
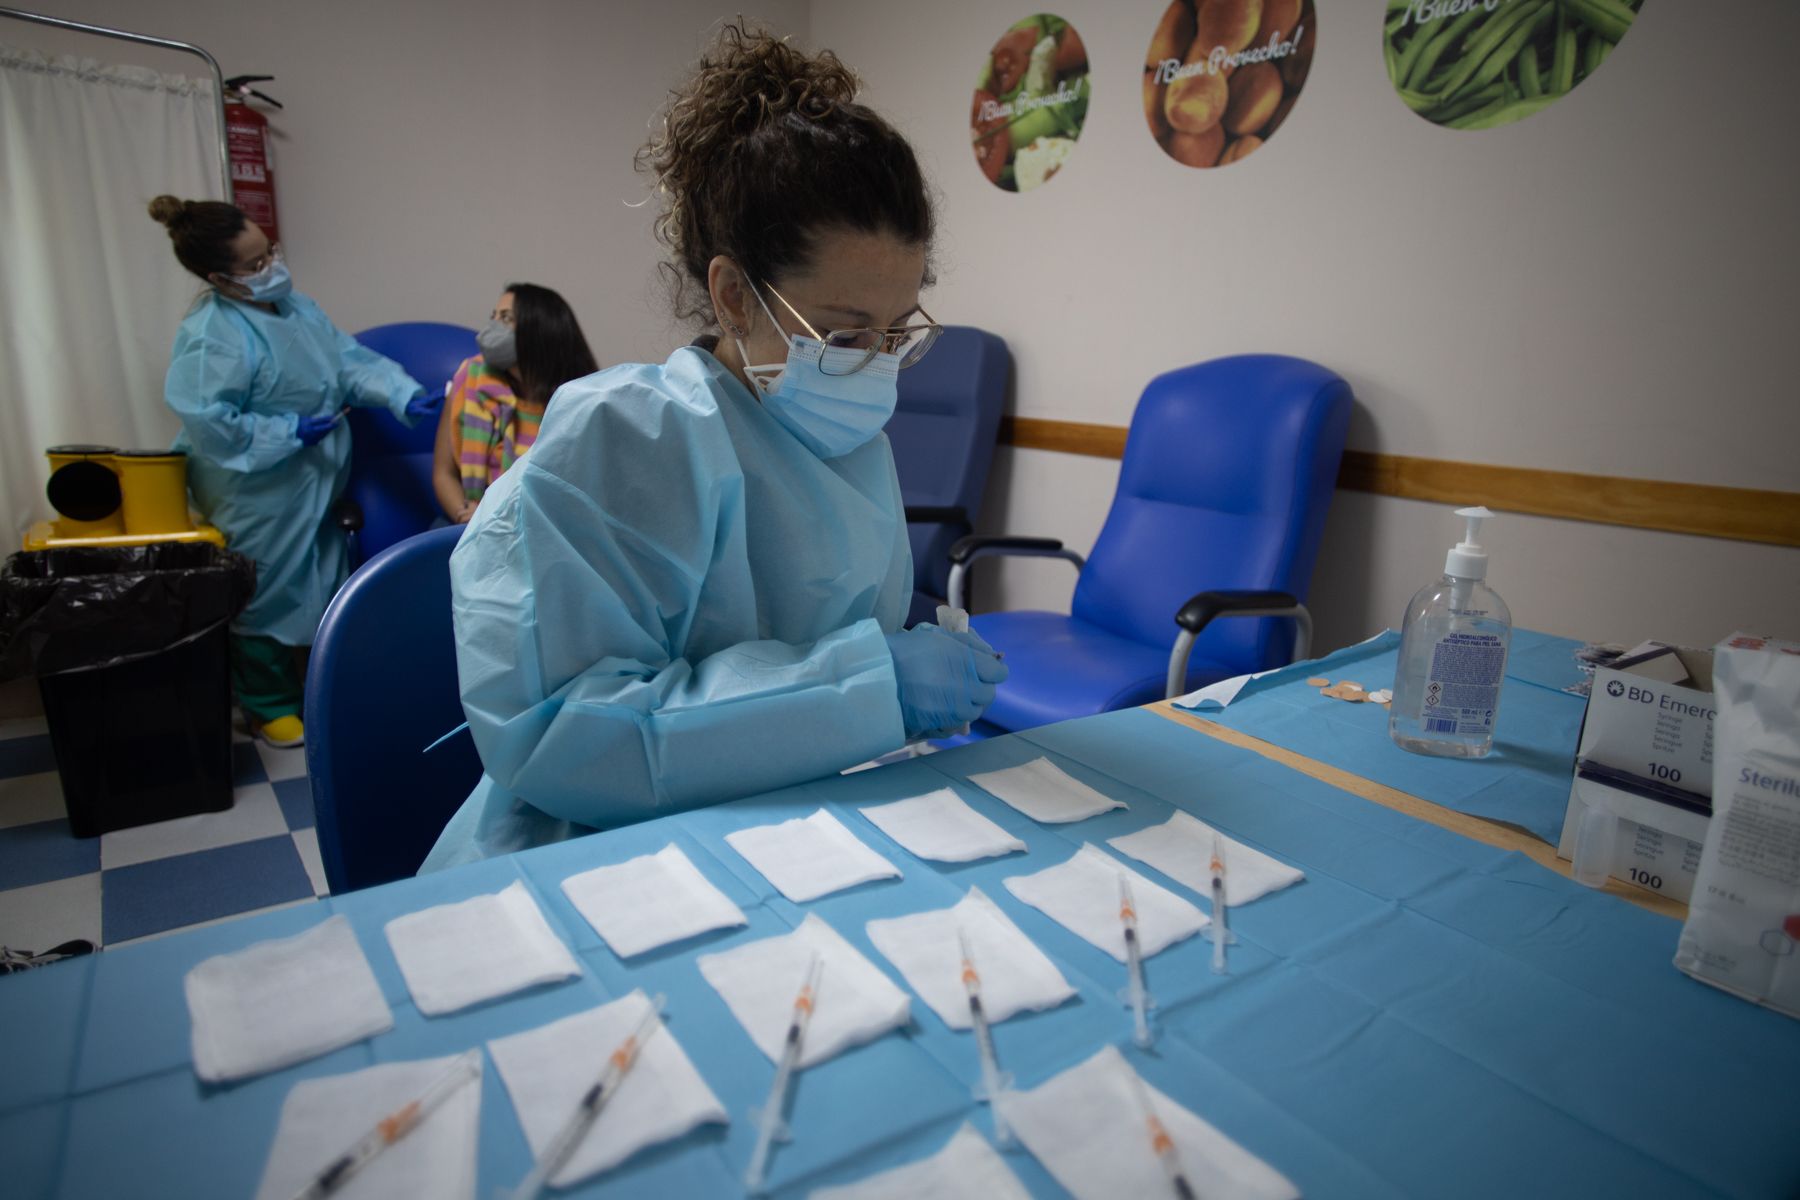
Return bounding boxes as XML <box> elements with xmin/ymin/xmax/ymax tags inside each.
<box><xmin>1557</xmin><ymin>642</ymin><xmax>1717</xmax><ymax>901</ymax></box>
<box><xmin>1673</xmin><ymin>633</ymin><xmax>1800</xmax><ymax>1019</ymax></box>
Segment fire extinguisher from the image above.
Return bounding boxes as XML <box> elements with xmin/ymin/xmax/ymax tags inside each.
<box><xmin>223</xmin><ymin>75</ymin><xmax>284</xmax><ymax>245</ymax></box>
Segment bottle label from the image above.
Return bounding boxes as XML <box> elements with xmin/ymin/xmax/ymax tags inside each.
<box><xmin>1421</xmin><ymin>631</ymin><xmax>1505</xmax><ymax>735</ymax></box>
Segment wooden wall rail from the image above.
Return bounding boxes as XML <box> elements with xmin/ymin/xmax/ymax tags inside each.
<box><xmin>998</xmin><ymin>416</ymin><xmax>1799</xmax><ymax>548</ymax></box>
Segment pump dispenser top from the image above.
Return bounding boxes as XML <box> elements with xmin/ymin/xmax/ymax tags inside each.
<box><xmin>1445</xmin><ymin>506</ymin><xmax>1493</xmax><ymax>580</ymax></box>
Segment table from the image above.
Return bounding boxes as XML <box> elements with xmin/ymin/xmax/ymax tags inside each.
<box><xmin>4</xmin><ymin>694</ymin><xmax>1798</xmax><ymax>1197</ymax></box>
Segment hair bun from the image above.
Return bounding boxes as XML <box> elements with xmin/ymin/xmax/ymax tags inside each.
<box><xmin>147</xmin><ymin>194</ymin><xmax>188</xmax><ymax>228</ymax></box>
<box><xmin>690</xmin><ymin>24</ymin><xmax>859</xmax><ymax>140</ymax></box>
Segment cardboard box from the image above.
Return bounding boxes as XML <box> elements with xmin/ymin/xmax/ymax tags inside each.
<box><xmin>1559</xmin><ymin>773</ymin><xmax>1706</xmax><ymax>902</ymax></box>
<box><xmin>1582</xmin><ymin>643</ymin><xmax>1716</xmax><ymax>799</ymax></box>
<box><xmin>1556</xmin><ymin>642</ymin><xmax>1717</xmax><ymax>902</ymax></box>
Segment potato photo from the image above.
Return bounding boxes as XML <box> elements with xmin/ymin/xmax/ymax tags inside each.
<box><xmin>1144</xmin><ymin>0</ymin><xmax>1316</xmax><ymax>169</ymax></box>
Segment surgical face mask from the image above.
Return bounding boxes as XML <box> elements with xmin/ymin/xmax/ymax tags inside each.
<box><xmin>231</xmin><ymin>257</ymin><xmax>291</xmax><ymax>303</ymax></box>
<box><xmin>734</xmin><ymin>294</ymin><xmax>901</xmax><ymax>460</ymax></box>
<box><xmin>477</xmin><ymin>319</ymin><xmax>518</xmax><ymax>371</ymax></box>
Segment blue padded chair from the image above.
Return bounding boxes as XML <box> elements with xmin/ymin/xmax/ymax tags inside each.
<box><xmin>949</xmin><ymin>354</ymin><xmax>1352</xmax><ymax>736</ymax></box>
<box><xmin>342</xmin><ymin>322</ymin><xmax>478</xmax><ymax>566</ymax></box>
<box><xmin>887</xmin><ymin>326</ymin><xmax>1010</xmax><ymax>627</ymax></box>
<box><xmin>304</xmin><ymin>525</ymin><xmax>480</xmax><ymax>893</ymax></box>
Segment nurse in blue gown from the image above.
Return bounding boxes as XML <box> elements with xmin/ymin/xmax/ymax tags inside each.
<box><xmin>150</xmin><ymin>195</ymin><xmax>436</xmax><ymax>749</ymax></box>
<box><xmin>421</xmin><ymin>25</ymin><xmax>1007</xmax><ymax>868</ymax></box>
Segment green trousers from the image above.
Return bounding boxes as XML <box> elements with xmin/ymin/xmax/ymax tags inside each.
<box><xmin>229</xmin><ymin>633</ymin><xmax>305</xmax><ymax>724</ymax></box>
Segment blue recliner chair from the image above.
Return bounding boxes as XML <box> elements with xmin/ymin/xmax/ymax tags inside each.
<box><xmin>949</xmin><ymin>353</ymin><xmax>1352</xmax><ymax>736</ymax></box>
<box><xmin>887</xmin><ymin>326</ymin><xmax>1010</xmax><ymax>627</ymax></box>
<box><xmin>342</xmin><ymin>322</ymin><xmax>478</xmax><ymax>566</ymax></box>
<box><xmin>304</xmin><ymin>525</ymin><xmax>481</xmax><ymax>893</ymax></box>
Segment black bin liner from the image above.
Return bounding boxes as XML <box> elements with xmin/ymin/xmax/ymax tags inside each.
<box><xmin>0</xmin><ymin>543</ymin><xmax>258</xmax><ymax>837</ymax></box>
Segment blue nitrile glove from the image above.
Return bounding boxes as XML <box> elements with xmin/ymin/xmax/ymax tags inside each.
<box><xmin>883</xmin><ymin>624</ymin><xmax>1009</xmax><ymax>739</ymax></box>
<box><xmin>404</xmin><ymin>390</ymin><xmax>442</xmax><ymax>421</ymax></box>
<box><xmin>295</xmin><ymin>413</ymin><xmax>341</xmax><ymax>447</ymax></box>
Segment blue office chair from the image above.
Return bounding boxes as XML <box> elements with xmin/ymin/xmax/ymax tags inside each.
<box><xmin>342</xmin><ymin>322</ymin><xmax>478</xmax><ymax>566</ymax></box>
<box><xmin>949</xmin><ymin>354</ymin><xmax>1352</xmax><ymax>736</ymax></box>
<box><xmin>887</xmin><ymin>326</ymin><xmax>1010</xmax><ymax>627</ymax></box>
<box><xmin>305</xmin><ymin>525</ymin><xmax>481</xmax><ymax>893</ymax></box>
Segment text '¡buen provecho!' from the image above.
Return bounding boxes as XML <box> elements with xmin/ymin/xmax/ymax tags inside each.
<box><xmin>1149</xmin><ymin>26</ymin><xmax>1306</xmax><ymax>85</ymax></box>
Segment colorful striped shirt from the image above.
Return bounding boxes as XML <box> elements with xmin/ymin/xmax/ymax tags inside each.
<box><xmin>451</xmin><ymin>355</ymin><xmax>543</xmax><ymax>501</ymax></box>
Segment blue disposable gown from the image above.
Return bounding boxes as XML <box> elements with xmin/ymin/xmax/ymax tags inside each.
<box><xmin>421</xmin><ymin>345</ymin><xmax>913</xmax><ymax>869</ymax></box>
<box><xmin>163</xmin><ymin>291</ymin><xmax>423</xmax><ymax>644</ymax></box>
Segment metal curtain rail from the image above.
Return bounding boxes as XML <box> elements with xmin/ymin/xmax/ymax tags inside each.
<box><xmin>0</xmin><ymin>6</ymin><xmax>232</xmax><ymax>202</ymax></box>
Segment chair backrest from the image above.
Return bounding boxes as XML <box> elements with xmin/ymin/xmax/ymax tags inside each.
<box><xmin>305</xmin><ymin>525</ymin><xmax>480</xmax><ymax>893</ymax></box>
<box><xmin>346</xmin><ymin>322</ymin><xmax>477</xmax><ymax>561</ymax></box>
<box><xmin>887</xmin><ymin>326</ymin><xmax>1010</xmax><ymax>602</ymax></box>
<box><xmin>350</xmin><ymin>322</ymin><xmax>477</xmax><ymax>455</ymax></box>
<box><xmin>1072</xmin><ymin>354</ymin><xmax>1352</xmax><ymax>673</ymax></box>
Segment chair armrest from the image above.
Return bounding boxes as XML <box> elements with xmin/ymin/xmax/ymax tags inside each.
<box><xmin>904</xmin><ymin>505</ymin><xmax>971</xmax><ymax>529</ymax></box>
<box><xmin>945</xmin><ymin>535</ymin><xmax>1086</xmax><ymax>611</ymax></box>
<box><xmin>1175</xmin><ymin>589</ymin><xmax>1299</xmax><ymax>633</ymax></box>
<box><xmin>1166</xmin><ymin>590</ymin><xmax>1313</xmax><ymax>700</ymax></box>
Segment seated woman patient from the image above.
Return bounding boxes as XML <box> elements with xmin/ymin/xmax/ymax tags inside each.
<box><xmin>421</xmin><ymin>23</ymin><xmax>1006</xmax><ymax>869</ymax></box>
<box><xmin>432</xmin><ymin>283</ymin><xmax>598</xmax><ymax>524</ymax></box>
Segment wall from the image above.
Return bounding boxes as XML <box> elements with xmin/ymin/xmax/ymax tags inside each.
<box><xmin>5</xmin><ymin>0</ymin><xmax>808</xmax><ymax>467</ymax></box>
<box><xmin>7</xmin><ymin>1</ymin><xmax>1795</xmax><ymax>652</ymax></box>
<box><xmin>810</xmin><ymin>1</ymin><xmax>1800</xmax><ymax>652</ymax></box>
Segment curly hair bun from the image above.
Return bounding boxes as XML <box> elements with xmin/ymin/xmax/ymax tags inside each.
<box><xmin>147</xmin><ymin>194</ymin><xmax>187</xmax><ymax>228</ymax></box>
<box><xmin>636</xmin><ymin>20</ymin><xmax>933</xmax><ymax>326</ymax></box>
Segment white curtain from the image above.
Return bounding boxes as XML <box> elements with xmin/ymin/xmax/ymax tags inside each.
<box><xmin>0</xmin><ymin>44</ymin><xmax>223</xmax><ymax>540</ymax></box>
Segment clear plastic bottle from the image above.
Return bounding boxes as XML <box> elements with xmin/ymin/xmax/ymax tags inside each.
<box><xmin>1389</xmin><ymin>507</ymin><xmax>1512</xmax><ymax>758</ymax></box>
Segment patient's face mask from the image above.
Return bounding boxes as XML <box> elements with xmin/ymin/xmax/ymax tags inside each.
<box><xmin>734</xmin><ymin>286</ymin><xmax>901</xmax><ymax>460</ymax></box>
<box><xmin>477</xmin><ymin>320</ymin><xmax>518</xmax><ymax>371</ymax></box>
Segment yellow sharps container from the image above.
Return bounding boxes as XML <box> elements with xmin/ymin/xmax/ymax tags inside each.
<box><xmin>24</xmin><ymin>446</ymin><xmax>225</xmax><ymax>551</ymax></box>
<box><xmin>41</xmin><ymin>445</ymin><xmax>125</xmax><ymax>538</ymax></box>
<box><xmin>112</xmin><ymin>450</ymin><xmax>196</xmax><ymax>537</ymax></box>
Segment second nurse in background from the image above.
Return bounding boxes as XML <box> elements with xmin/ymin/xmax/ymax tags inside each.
<box><xmin>423</xmin><ymin>24</ymin><xmax>1005</xmax><ymax>868</ymax></box>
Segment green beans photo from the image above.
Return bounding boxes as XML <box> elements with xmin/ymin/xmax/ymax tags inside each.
<box><xmin>1383</xmin><ymin>0</ymin><xmax>1645</xmax><ymax>131</ymax></box>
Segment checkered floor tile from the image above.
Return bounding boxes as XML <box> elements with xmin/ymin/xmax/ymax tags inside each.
<box><xmin>0</xmin><ymin>715</ymin><xmax>328</xmax><ymax>954</ymax></box>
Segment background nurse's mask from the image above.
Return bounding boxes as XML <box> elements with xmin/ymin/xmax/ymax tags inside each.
<box><xmin>232</xmin><ymin>258</ymin><xmax>292</xmax><ymax>303</ymax></box>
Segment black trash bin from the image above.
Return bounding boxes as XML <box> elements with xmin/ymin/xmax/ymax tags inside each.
<box><xmin>0</xmin><ymin>542</ymin><xmax>257</xmax><ymax>837</ymax></box>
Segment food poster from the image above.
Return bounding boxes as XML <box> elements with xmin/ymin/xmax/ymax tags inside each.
<box><xmin>1144</xmin><ymin>0</ymin><xmax>1315</xmax><ymax>169</ymax></box>
<box><xmin>971</xmin><ymin>15</ymin><xmax>1091</xmax><ymax>192</ymax></box>
<box><xmin>1384</xmin><ymin>0</ymin><xmax>1646</xmax><ymax>130</ymax></box>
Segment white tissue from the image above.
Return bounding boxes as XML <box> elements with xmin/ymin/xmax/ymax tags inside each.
<box><xmin>383</xmin><ymin>880</ymin><xmax>580</xmax><ymax>1015</ymax></box>
<box><xmin>561</xmin><ymin>843</ymin><xmax>747</xmax><ymax>958</ymax></box>
<box><xmin>858</xmin><ymin>788</ymin><xmax>1026</xmax><ymax>862</ymax></box>
<box><xmin>725</xmin><ymin>808</ymin><xmax>902</xmax><ymax>902</ymax></box>
<box><xmin>967</xmin><ymin>757</ymin><xmax>1127</xmax><ymax>824</ymax></box>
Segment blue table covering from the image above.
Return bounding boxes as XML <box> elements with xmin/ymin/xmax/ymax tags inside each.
<box><xmin>4</xmin><ymin>705</ymin><xmax>1797</xmax><ymax>1199</ymax></box>
<box><xmin>1178</xmin><ymin>629</ymin><xmax>1590</xmax><ymax>843</ymax></box>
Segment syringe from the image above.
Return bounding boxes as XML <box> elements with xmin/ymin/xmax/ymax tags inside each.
<box><xmin>289</xmin><ymin>1049</ymin><xmax>480</xmax><ymax>1200</ymax></box>
<box><xmin>1124</xmin><ymin>1061</ymin><xmax>1196</xmax><ymax>1200</ymax></box>
<box><xmin>1118</xmin><ymin>873</ymin><xmax>1154</xmax><ymax>1049</ymax></box>
<box><xmin>957</xmin><ymin>927</ymin><xmax>1013</xmax><ymax>1146</ymax></box>
<box><xmin>1209</xmin><ymin>831</ymin><xmax>1233</xmax><ymax>976</ymax></box>
<box><xmin>509</xmin><ymin>993</ymin><xmax>666</xmax><ymax>1200</ymax></box>
<box><xmin>745</xmin><ymin>952</ymin><xmax>823</xmax><ymax>1195</ymax></box>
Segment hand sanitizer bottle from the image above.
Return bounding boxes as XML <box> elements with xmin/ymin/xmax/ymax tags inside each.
<box><xmin>1389</xmin><ymin>506</ymin><xmax>1512</xmax><ymax>758</ymax></box>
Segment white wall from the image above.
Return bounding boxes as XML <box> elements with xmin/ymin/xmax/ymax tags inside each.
<box><xmin>810</xmin><ymin>1</ymin><xmax>1800</xmax><ymax>652</ymax></box>
<box><xmin>7</xmin><ymin>0</ymin><xmax>808</xmax><ymax>391</ymax></box>
<box><xmin>7</xmin><ymin>1</ymin><xmax>1795</xmax><ymax>653</ymax></box>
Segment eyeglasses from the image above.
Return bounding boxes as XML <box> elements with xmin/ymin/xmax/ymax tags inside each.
<box><xmin>757</xmin><ymin>280</ymin><xmax>942</xmax><ymax>376</ymax></box>
<box><xmin>237</xmin><ymin>243</ymin><xmax>282</xmax><ymax>276</ymax></box>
